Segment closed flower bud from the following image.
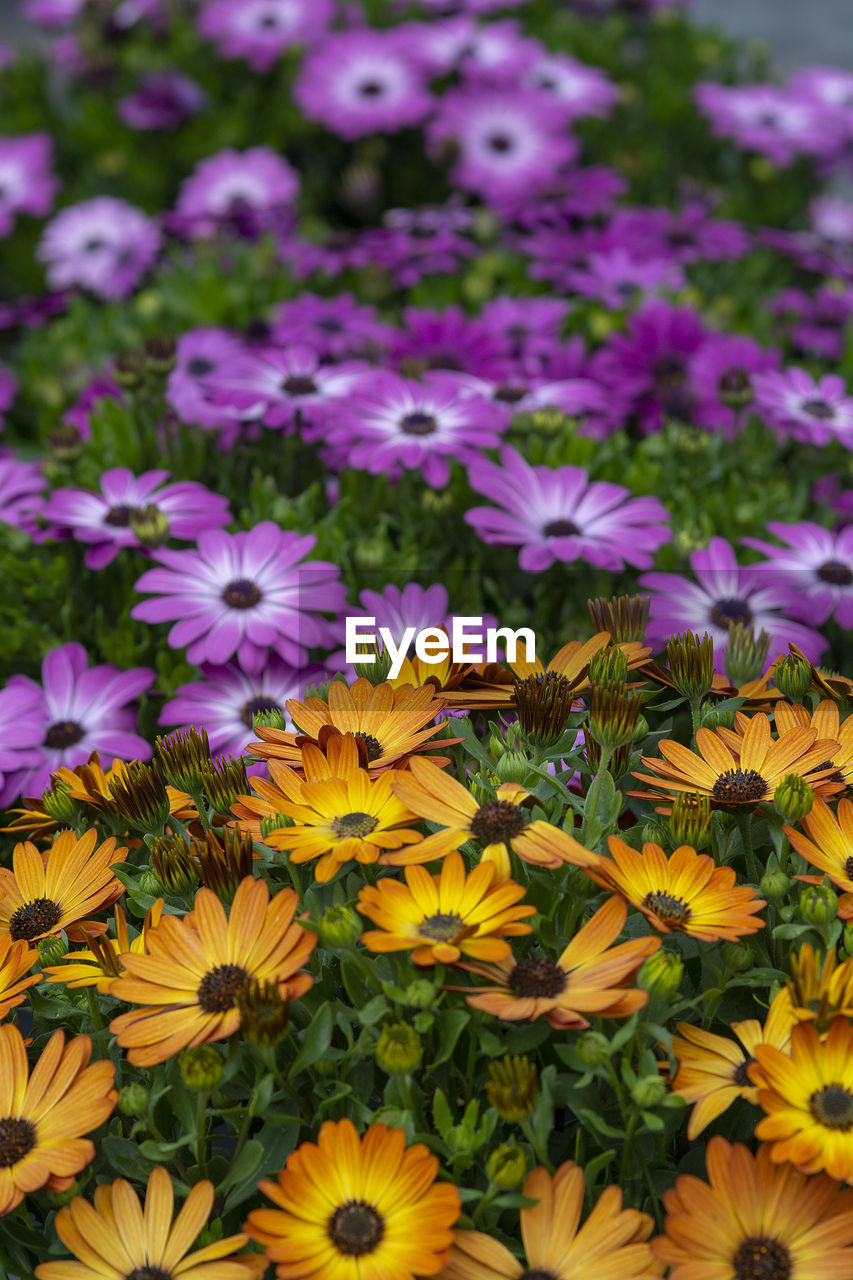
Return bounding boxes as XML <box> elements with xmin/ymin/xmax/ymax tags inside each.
<box><xmin>701</xmin><ymin>708</ymin><xmax>735</xmax><ymax>731</ymax></box>
<box><xmin>642</xmin><ymin>819</ymin><xmax>669</xmax><ymax>846</ymax></box>
<box><xmin>113</xmin><ymin>349</ymin><xmax>145</xmax><ymax>387</ymax></box>
<box><xmin>760</xmin><ymin>868</ymin><xmax>791</xmax><ymax>902</ymax></box>
<box><xmin>587</xmin><ymin>594</ymin><xmax>650</xmax><ymax>644</ymax></box>
<box><xmin>724</xmin><ymin>623</ymin><xmax>771</xmax><ymax>688</ymax></box>
<box><xmin>192</xmin><ymin>829</ymin><xmax>254</xmax><ymax>903</ymax></box>
<box><xmin>588</xmin><ymin>684</ymin><xmax>644</xmax><ymax>751</ymax></box>
<box><xmin>588</xmin><ymin>645</ymin><xmax>629</xmax><ymax>689</ymax></box>
<box><xmin>236</xmin><ymin>978</ymin><xmax>290</xmax><ymax>1045</ymax></box>
<box><xmin>514</xmin><ymin>670</ymin><xmax>576</xmax><ymax>746</ymax></box>
<box><xmin>666</xmin><ymin>632</ymin><xmax>715</xmax><ymax>702</ymax></box>
<box><xmin>487</xmin><ymin>1144</ymin><xmax>526</xmax><ymax>1190</ymax></box>
<box><xmin>129</xmin><ymin>504</ymin><xmax>170</xmax><ymax>549</ymax></box>
<box><xmin>252</xmin><ymin>707</ymin><xmax>288</xmax><ymax>731</ymax></box>
<box><xmin>109</xmin><ymin>760</ymin><xmax>170</xmax><ymax>834</ymax></box>
<box><xmin>489</xmin><ymin>731</ymin><xmax>507</xmax><ymax>760</ymax></box>
<box><xmin>413</xmin><ymin>1011</ymin><xmax>434</xmax><ymax>1033</ymax></box>
<box><xmin>575</xmin><ymin>1030</ymin><xmax>611</xmax><ymax>1067</ymax></box>
<box><xmin>42</xmin><ymin>781</ymin><xmax>79</xmax><ymax>823</ymax></box>
<box><xmin>353</xmin><ymin>641</ymin><xmax>394</xmax><ymax>685</ymax></box>
<box><xmin>584</xmin><ymin>726</ymin><xmax>632</xmax><ymax>779</ymax></box>
<box><xmin>37</xmin><ymin>935</ymin><xmax>67</xmax><ymax>966</ymax></box>
<box><xmin>669</xmin><ymin>793</ymin><xmax>712</xmax><ymax>848</ymax></box>
<box><xmin>774</xmin><ymin>774</ymin><xmax>815</xmax><ymax>822</ymax></box>
<box><xmin>798</xmin><ymin>884</ymin><xmax>837</xmax><ymax>928</ymax></box>
<box><xmin>445</xmin><ymin>1124</ymin><xmax>478</xmax><ymax>1157</ymax></box>
<box><xmin>375</xmin><ymin>1022</ymin><xmax>422</xmax><ymax>1075</ymax></box>
<box><xmin>718</xmin><ymin>366</ymin><xmax>754</xmax><ymax>409</ymax></box>
<box><xmin>773</xmin><ymin>653</ymin><xmax>813</xmax><ymax>703</ymax></box>
<box><xmin>631</xmin><ymin>1074</ymin><xmax>667</xmax><ymax>1109</ymax></box>
<box><xmin>495</xmin><ymin>751</ymin><xmax>531</xmax><ymax>784</ymax></box>
<box><xmin>143</xmin><ymin>333</ymin><xmax>176</xmax><ymax>374</ymax></box>
<box><xmin>151</xmin><ymin>833</ymin><xmax>197</xmax><ymax>896</ymax></box>
<box><xmin>138</xmin><ymin>869</ymin><xmax>163</xmax><ymax>896</ymax></box>
<box><xmin>200</xmin><ymin>756</ymin><xmax>249</xmax><ymax>816</ymax></box>
<box><xmin>843</xmin><ymin>924</ymin><xmax>853</xmax><ymax>956</ymax></box>
<box><xmin>178</xmin><ymin>1045</ymin><xmax>224</xmax><ymax>1091</ymax></box>
<box><xmin>404</xmin><ymin>978</ymin><xmax>436</xmax><ymax>1010</ymax></box>
<box><xmin>530</xmin><ymin>407</ymin><xmax>566</xmax><ymax>435</ymax></box>
<box><xmin>421</xmin><ymin>488</ymin><xmax>454</xmax><ymax>513</ymax></box>
<box><xmin>486</xmin><ymin>1055</ymin><xmax>540</xmax><ymax>1121</ymax></box>
<box><xmin>721</xmin><ymin>940</ymin><xmax>754</xmax><ymax>972</ymax></box>
<box><xmin>155</xmin><ymin>727</ymin><xmax>213</xmax><ymax>792</ymax></box>
<box><xmin>260</xmin><ymin>812</ymin><xmax>292</xmax><ymax>839</ymax></box>
<box><xmin>317</xmin><ymin>904</ymin><xmax>362</xmax><ymax>949</ymax></box>
<box><xmin>118</xmin><ymin>1083</ymin><xmax>149</xmax><ymax>1116</ymax></box>
<box><xmin>638</xmin><ymin>951</ymin><xmax>683</xmax><ymax>999</ymax></box>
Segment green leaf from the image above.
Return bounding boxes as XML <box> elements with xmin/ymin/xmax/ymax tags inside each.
<box><xmin>432</xmin><ymin>1088</ymin><xmax>453</xmax><ymax>1138</ymax></box>
<box><xmin>429</xmin><ymin>1009</ymin><xmax>469</xmax><ymax>1068</ymax></box>
<box><xmin>288</xmin><ymin>1002</ymin><xmax>334</xmax><ymax>1080</ymax></box>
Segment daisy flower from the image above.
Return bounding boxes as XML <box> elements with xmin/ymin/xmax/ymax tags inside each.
<box><xmin>753</xmin><ymin>367</ymin><xmax>853</xmax><ymax>447</ymax></box>
<box><xmin>42</xmin><ymin>900</ymin><xmax>163</xmax><ymax>994</ymax></box>
<box><xmin>694</xmin><ymin>82</ymin><xmax>846</xmax><ymax>166</ymax></box>
<box><xmin>785</xmin><ymin>797</ymin><xmax>853</xmax><ymax>895</ymax></box>
<box><xmin>166</xmin><ymin>326</ymin><xmax>246</xmax><ymax>432</ymax></box>
<box><xmin>0</xmin><ymin>134</ymin><xmax>57</xmax><ymax>237</ymax></box>
<box><xmin>37</xmin><ymin>197</ymin><xmax>161</xmax><ymax>299</ymax></box>
<box><xmin>202</xmin><ymin>344</ymin><xmax>366</xmax><ymax>432</ymax></box>
<box><xmin>523</xmin><ymin>52</ymin><xmax>620</xmax><ymax>118</ymax></box>
<box><xmin>742</xmin><ymin>520</ymin><xmax>853</xmax><ymax>627</ymax></box>
<box><xmin>270</xmin><ymin>292</ymin><xmax>395</xmax><ymax>360</ymax></box>
<box><xmin>0</xmin><ymin>830</ymin><xmax>126</xmax><ymax>945</ymax></box>
<box><xmin>118</xmin><ymin>70</ymin><xmax>205</xmax><ymax>130</ymax></box>
<box><xmin>197</xmin><ymin>0</ymin><xmax>333</xmax><ymax>72</ymax></box>
<box><xmin>131</xmin><ymin>523</ymin><xmax>346</xmax><ymax>673</ymax></box>
<box><xmin>464</xmin><ymin>444</ymin><xmax>671</xmax><ymax>572</ymax></box>
<box><xmin>689</xmin><ymin>332</ymin><xmax>780</xmax><ymax>438</ymax></box>
<box><xmin>0</xmin><ymin>935</ymin><xmax>41</xmax><ymax>1019</ymax></box>
<box><xmin>170</xmin><ymin>146</ymin><xmax>299</xmax><ymax>239</ymax></box>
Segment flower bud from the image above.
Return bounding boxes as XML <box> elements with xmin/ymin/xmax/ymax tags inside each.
<box><xmin>192</xmin><ymin>829</ymin><xmax>254</xmax><ymax>903</ymax></box>
<box><xmin>375</xmin><ymin>1022</ymin><xmax>422</xmax><ymax>1075</ymax></box>
<box><xmin>588</xmin><ymin>685</ymin><xmax>644</xmax><ymax>751</ymax></box>
<box><xmin>637</xmin><ymin>951</ymin><xmax>683</xmax><ymax>999</ymax></box>
<box><xmin>486</xmin><ymin>1055</ymin><xmax>540</xmax><ymax>1121</ymax></box>
<box><xmin>666</xmin><ymin>632</ymin><xmax>715</xmax><ymax>702</ymax></box>
<box><xmin>113</xmin><ymin>349</ymin><xmax>145</xmax><ymax>387</ymax></box>
<box><xmin>724</xmin><ymin>623</ymin><xmax>771</xmax><ymax>688</ymax></box>
<box><xmin>236</xmin><ymin>978</ymin><xmax>290</xmax><ymax>1045</ymax></box>
<box><xmin>487</xmin><ymin>1144</ymin><xmax>527</xmax><ymax>1190</ymax></box>
<box><xmin>109</xmin><ymin>760</ymin><xmax>170</xmax><ymax>834</ymax></box>
<box><xmin>413</xmin><ymin>1011</ymin><xmax>434</xmax><ymax>1033</ymax></box>
<box><xmin>37</xmin><ymin>935</ymin><xmax>68</xmax><ymax>965</ymax></box>
<box><xmin>47</xmin><ymin>1180</ymin><xmax>83</xmax><ymax>1207</ymax></box>
<box><xmin>178</xmin><ymin>1045</ymin><xmax>224</xmax><ymax>1091</ymax></box>
<box><xmin>798</xmin><ymin>884</ymin><xmax>837</xmax><ymax>928</ymax></box>
<box><xmin>718</xmin><ymin>366</ymin><xmax>755</xmax><ymax>409</ymax></box>
<box><xmin>588</xmin><ymin>645</ymin><xmax>629</xmax><ymax>689</ymax></box>
<box><xmin>353</xmin><ymin>641</ymin><xmax>394</xmax><ymax>685</ymax></box>
<box><xmin>150</xmin><ymin>833</ymin><xmax>197</xmax><ymax>896</ymax></box>
<box><xmin>843</xmin><ymin>924</ymin><xmax>853</xmax><ymax>956</ymax></box>
<box><xmin>42</xmin><ymin>781</ymin><xmax>79</xmax><ymax>824</ymax></box>
<box><xmin>494</xmin><ymin>751</ymin><xmax>532</xmax><ymax>784</ymax></box>
<box><xmin>773</xmin><ymin>653</ymin><xmax>812</xmax><ymax>703</ymax></box>
<box><xmin>404</xmin><ymin>978</ymin><xmax>436</xmax><ymax>1010</ymax></box>
<box><xmin>701</xmin><ymin>708</ymin><xmax>735</xmax><ymax>731</ymax></box>
<box><xmin>631</xmin><ymin>1074</ymin><xmax>667</xmax><ymax>1109</ymax></box>
<box><xmin>143</xmin><ymin>333</ymin><xmax>177</xmax><ymax>374</ymax></box>
<box><xmin>641</xmin><ymin>819</ymin><xmax>669</xmax><ymax>846</ymax></box>
<box><xmin>587</xmin><ymin>595</ymin><xmax>650</xmax><ymax>644</ymax></box>
<box><xmin>200</xmin><ymin>756</ymin><xmax>249</xmax><ymax>816</ymax></box>
<box><xmin>760</xmin><ymin>868</ymin><xmax>791</xmax><ymax>902</ymax></box>
<box><xmin>575</xmin><ymin>1030</ymin><xmax>611</xmax><ymax>1067</ymax></box>
<box><xmin>259</xmin><ymin>812</ymin><xmax>292</xmax><ymax>839</ymax></box>
<box><xmin>514</xmin><ymin>671</ymin><xmax>576</xmax><ymax>746</ymax></box>
<box><xmin>773</xmin><ymin>774</ymin><xmax>815</xmax><ymax>823</ymax></box>
<box><xmin>669</xmin><ymin>793</ymin><xmax>712</xmax><ymax>849</ymax></box>
<box><xmin>118</xmin><ymin>1083</ymin><xmax>149</xmax><ymax>1116</ymax></box>
<box><xmin>129</xmin><ymin>504</ymin><xmax>170</xmax><ymax>549</ymax></box>
<box><xmin>317</xmin><ymin>904</ymin><xmax>362</xmax><ymax>949</ymax></box>
<box><xmin>721</xmin><ymin>940</ymin><xmax>754</xmax><ymax>972</ymax></box>
<box><xmin>530</xmin><ymin>407</ymin><xmax>566</xmax><ymax>435</ymax></box>
<box><xmin>155</xmin><ymin>727</ymin><xmax>212</xmax><ymax>791</ymax></box>
<box><xmin>252</xmin><ymin>707</ymin><xmax>288</xmax><ymax>731</ymax></box>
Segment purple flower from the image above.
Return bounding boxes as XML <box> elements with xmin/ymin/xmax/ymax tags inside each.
<box><xmin>789</xmin><ymin>66</ymin><xmax>853</xmax><ymax>138</ymax></box>
<box><xmin>293</xmin><ymin>30</ymin><xmax>433</xmax><ymax>140</ymax></box>
<box><xmin>392</xmin><ymin>306</ymin><xmax>509</xmax><ymax>379</ymax></box>
<box><xmin>169</xmin><ymin>147</ymin><xmax>299</xmax><ymax>240</ymax></box>
<box><xmin>742</xmin><ymin>521</ymin><xmax>853</xmax><ymax>629</ymax></box>
<box><xmin>131</xmin><ymin>523</ymin><xmax>347</xmax><ymax>672</ymax></box>
<box><xmin>464</xmin><ymin>444</ymin><xmax>671</xmax><ymax>572</ymax></box>
<box><xmin>42</xmin><ymin>468</ymin><xmax>231</xmax><ymax>569</ymax></box>
<box><xmin>358</xmin><ymin>209</ymin><xmax>478</xmax><ymax>287</ymax></box>
<box><xmin>118</xmin><ymin>71</ymin><xmax>206</xmax><ymax>131</ymax></box>
<box><xmin>762</xmin><ymin>196</ymin><xmax>853</xmax><ymax>279</ymax></box>
<box><xmin>0</xmin><ymin>134</ymin><xmax>58</xmax><ymax>238</ymax></box>
<box><xmin>62</xmin><ymin>374</ymin><xmax>123</xmax><ymax>441</ymax></box>
<box><xmin>315</xmin><ymin>371</ymin><xmax>508</xmax><ymax>488</ymax></box>
<box><xmin>159</xmin><ymin>655</ymin><xmax>320</xmax><ymax>762</ymax></box>
<box><xmin>695</xmin><ymin>82</ymin><xmax>846</xmax><ymax>166</ymax></box>
<box><xmin>521</xmin><ymin>52</ymin><xmax>619</xmax><ymax>119</ymax></box>
<box><xmin>0</xmin><ymin>643</ymin><xmax>155</xmax><ymax>803</ymax></box>
<box><xmin>605</xmin><ymin>203</ymin><xmax>751</xmax><ymax>264</ymax></box>
<box><xmin>0</xmin><ymin>682</ymin><xmax>48</xmax><ymax>806</ymax></box>
<box><xmin>0</xmin><ymin>452</ymin><xmax>47</xmax><ymax>534</ymax></box>
<box><xmin>689</xmin><ymin>333</ymin><xmax>781</xmax><ymax>439</ymax></box>
<box><xmin>202</xmin><ymin>345</ymin><xmax>367</xmax><ymax>432</ymax></box>
<box><xmin>269</xmin><ymin>293</ymin><xmax>395</xmax><ymax>360</ymax></box>
<box><xmin>639</xmin><ymin>537</ymin><xmax>827</xmax><ymax>669</ymax></box>
<box><xmin>427</xmin><ymin>87</ymin><xmax>577</xmax><ymax>204</ymax></box>
<box><xmin>452</xmin><ymin>19</ymin><xmax>542</xmax><ymax>85</ymax></box>
<box><xmin>563</xmin><ymin>249</ymin><xmax>685</xmax><ymax>309</ymax></box>
<box><xmin>590</xmin><ymin>300</ymin><xmax>706</xmax><ymax>434</ymax></box>
<box><xmin>767</xmin><ymin>285</ymin><xmax>853</xmax><ymax>361</ymax></box>
<box><xmin>21</xmin><ymin>0</ymin><xmax>82</xmax><ymax>26</ymax></box>
<box><xmin>495</xmin><ymin>163</ymin><xmax>625</xmax><ymax>229</ymax></box>
<box><xmin>753</xmin><ymin>367</ymin><xmax>853</xmax><ymax>447</ymax></box>
<box><xmin>476</xmin><ymin>296</ymin><xmax>570</xmax><ymax>373</ymax></box>
<box><xmin>452</xmin><ymin>370</ymin><xmax>612</xmax><ymax>437</ymax></box>
<box><xmin>166</xmin><ymin>327</ymin><xmax>246</xmax><ymax>432</ymax></box>
<box><xmin>38</xmin><ymin>197</ymin><xmax>161</xmax><ymax>299</ymax></box>
<box><xmin>198</xmin><ymin>0</ymin><xmax>333</xmax><ymax>72</ymax></box>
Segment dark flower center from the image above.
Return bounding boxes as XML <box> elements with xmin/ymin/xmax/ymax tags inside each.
<box><xmin>470</xmin><ymin>800</ymin><xmax>526</xmax><ymax>844</ymax></box>
<box><xmin>45</xmin><ymin>720</ymin><xmax>85</xmax><ymax>749</ymax></box>
<box><xmin>359</xmin><ymin>81</ymin><xmax>384</xmax><ymax>98</ymax></box>
<box><xmin>801</xmin><ymin>398</ymin><xmax>835</xmax><ymax>420</ymax></box>
<box><xmin>668</xmin><ymin>229</ymin><xmax>696</xmax><ymax>248</ymax></box>
<box><xmin>488</xmin><ymin>133</ymin><xmax>514</xmax><ymax>153</ymax></box>
<box><xmin>258</xmin><ymin>13</ymin><xmax>278</xmax><ymax>26</ymax></box>
<box><xmin>328</xmin><ymin>1200</ymin><xmax>385</xmax><ymax>1256</ymax></box>
<box><xmin>810</xmin><ymin>1084</ymin><xmax>853</xmax><ymax>1129</ymax></box>
<box><xmin>733</xmin><ymin>1056</ymin><xmax>755</xmax><ymax>1087</ymax></box>
<box><xmin>845</xmin><ymin>856</ymin><xmax>853</xmax><ymax>880</ymax></box>
<box><xmin>197</xmin><ymin>962</ymin><xmax>250</xmax><ymax>1013</ymax></box>
<box><xmin>331</xmin><ymin>811</ymin><xmax>379</xmax><ymax>839</ymax></box>
<box><xmin>316</xmin><ymin>317</ymin><xmax>343</xmax><ymax>332</ymax></box>
<box><xmin>241</xmin><ymin>695</ymin><xmax>282</xmax><ymax>729</ymax></box>
<box><xmin>283</xmin><ymin>374</ymin><xmax>317</xmax><ymax>396</ymax></box>
<box><xmin>187</xmin><ymin>357</ymin><xmax>215</xmax><ymax>376</ymax></box>
<box><xmin>104</xmin><ymin>504</ymin><xmax>145</xmax><ymax>527</ymax></box>
<box><xmin>509</xmin><ymin>957</ymin><xmax>567</xmax><ymax>998</ymax></box>
<box><xmin>126</xmin><ymin>1269</ymin><xmax>172</xmax><ymax>1280</ymax></box>
<box><xmin>9</xmin><ymin>897</ymin><xmax>62</xmax><ymax>942</ymax></box>
<box><xmin>419</xmin><ymin>911</ymin><xmax>464</xmax><ymax>941</ymax></box>
<box><xmin>354</xmin><ymin>732</ymin><xmax>383</xmax><ymax>762</ymax></box>
<box><xmin>732</xmin><ymin>1237</ymin><xmax>791</xmax><ymax>1280</ymax></box>
<box><xmin>84</xmin><ymin>237</ymin><xmax>106</xmax><ymax>253</ymax></box>
<box><xmin>519</xmin><ymin>1272</ymin><xmax>558</xmax><ymax>1280</ymax></box>
<box><xmin>720</xmin><ymin>367</ymin><xmax>750</xmax><ymax>394</ymax></box>
<box><xmin>710</xmin><ymin>597</ymin><xmax>753</xmax><ymax>629</ymax></box>
<box><xmin>399</xmin><ymin>411</ymin><xmax>437</xmax><ymax>436</ymax></box>
<box><xmin>494</xmin><ymin>384</ymin><xmax>527</xmax><ymax>404</ymax></box>
<box><xmin>711</xmin><ymin>768</ymin><xmax>768</xmax><ymax>804</ymax></box>
<box><xmin>817</xmin><ymin>559</ymin><xmax>853</xmax><ymax>586</ymax></box>
<box><xmin>0</xmin><ymin>1118</ymin><xmax>36</xmax><ymax>1168</ymax></box>
<box><xmin>543</xmin><ymin>519</ymin><xmax>581</xmax><ymax>538</ymax></box>
<box><xmin>653</xmin><ymin>355</ymin><xmax>688</xmax><ymax>389</ymax></box>
<box><xmin>642</xmin><ymin>890</ymin><xmax>692</xmax><ymax>924</ymax></box>
<box><xmin>222</xmin><ymin>578</ymin><xmax>262</xmax><ymax>609</ymax></box>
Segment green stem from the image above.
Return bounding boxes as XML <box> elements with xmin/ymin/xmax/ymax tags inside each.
<box><xmin>581</xmin><ymin>745</ymin><xmax>614</xmax><ymax>846</ymax></box>
<box><xmin>688</xmin><ymin>695</ymin><xmax>705</xmax><ymax>747</ymax></box>
<box><xmin>196</xmin><ymin>1090</ymin><xmax>210</xmax><ymax>1179</ymax></box>
<box><xmin>471</xmin><ymin>1184</ymin><xmax>500</xmax><ymax>1226</ymax></box>
<box><xmin>520</xmin><ymin>1118</ymin><xmax>553</xmax><ymax>1172</ymax></box>
<box><xmin>736</xmin><ymin>812</ymin><xmax>761</xmax><ymax>884</ymax></box>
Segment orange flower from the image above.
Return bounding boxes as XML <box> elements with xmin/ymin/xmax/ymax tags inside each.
<box><xmin>0</xmin><ymin>830</ymin><xmax>126</xmax><ymax>944</ymax></box>
<box><xmin>785</xmin><ymin>795</ymin><xmax>853</xmax><ymax>894</ymax></box>
<box><xmin>42</xmin><ymin>900</ymin><xmax>163</xmax><ymax>994</ymax></box>
<box><xmin>0</xmin><ymin>935</ymin><xmax>41</xmax><ymax>1020</ymax></box>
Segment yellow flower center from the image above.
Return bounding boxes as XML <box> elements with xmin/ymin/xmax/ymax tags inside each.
<box><xmin>711</xmin><ymin>768</ymin><xmax>767</xmax><ymax>803</ymax></box>
<box><xmin>732</xmin><ymin>1236</ymin><xmax>791</xmax><ymax>1280</ymax></box>
<box><xmin>197</xmin><ymin>963</ymin><xmax>250</xmax><ymax>1014</ymax></box>
<box><xmin>810</xmin><ymin>1084</ymin><xmax>853</xmax><ymax>1130</ymax></box>
<box><xmin>354</xmin><ymin>731</ymin><xmax>383</xmax><ymax>762</ymax></box>
<box><xmin>9</xmin><ymin>896</ymin><xmax>62</xmax><ymax>941</ymax></box>
<box><xmin>419</xmin><ymin>912</ymin><xmax>464</xmax><ymax>941</ymax></box>
<box><xmin>509</xmin><ymin>957</ymin><xmax>567</xmax><ymax>998</ymax></box>
<box><xmin>642</xmin><ymin>890</ymin><xmax>692</xmax><ymax>925</ymax></box>
<box><xmin>332</xmin><ymin>812</ymin><xmax>379</xmax><ymax>839</ymax></box>
<box><xmin>328</xmin><ymin>1200</ymin><xmax>385</xmax><ymax>1256</ymax></box>
<box><xmin>470</xmin><ymin>800</ymin><xmax>526</xmax><ymax>844</ymax></box>
<box><xmin>0</xmin><ymin>1117</ymin><xmax>36</xmax><ymax>1168</ymax></box>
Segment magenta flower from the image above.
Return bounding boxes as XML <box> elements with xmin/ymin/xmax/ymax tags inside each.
<box><xmin>42</xmin><ymin>468</ymin><xmax>231</xmax><ymax>569</ymax></box>
<box><xmin>689</xmin><ymin>333</ymin><xmax>780</xmax><ymax>439</ymax></box>
<box><xmin>0</xmin><ymin>452</ymin><xmax>47</xmax><ymax>534</ymax></box>
<box><xmin>522</xmin><ymin>52</ymin><xmax>619</xmax><ymax>119</ymax></box>
<box><xmin>131</xmin><ymin>523</ymin><xmax>347</xmax><ymax>672</ymax></box>
<box><xmin>315</xmin><ymin>371</ymin><xmax>508</xmax><ymax>488</ymax></box>
<box><xmin>202</xmin><ymin>345</ymin><xmax>367</xmax><ymax>432</ymax></box>
<box><xmin>605</xmin><ymin>203</ymin><xmax>750</xmax><ymax>265</ymax></box>
<box><xmin>170</xmin><ymin>147</ymin><xmax>299</xmax><ymax>240</ymax></box>
<box><xmin>0</xmin><ymin>682</ymin><xmax>48</xmax><ymax>807</ymax></box>
<box><xmin>294</xmin><ymin>31</ymin><xmax>433</xmax><ymax>140</ymax></box>
<box><xmin>563</xmin><ymin>249</ymin><xmax>685</xmax><ymax>310</ymax></box>
<box><xmin>118</xmin><ymin>71</ymin><xmax>205</xmax><ymax>131</ymax></box>
<box><xmin>0</xmin><ymin>643</ymin><xmax>155</xmax><ymax>803</ymax></box>
<box><xmin>197</xmin><ymin>0</ymin><xmax>333</xmax><ymax>71</ymax></box>
<box><xmin>166</xmin><ymin>327</ymin><xmax>246</xmax><ymax>431</ymax></box>
<box><xmin>358</xmin><ymin>210</ymin><xmax>478</xmax><ymax>287</ymax></box>
<box><xmin>159</xmin><ymin>655</ymin><xmax>321</xmax><ymax>762</ymax></box>
<box><xmin>767</xmin><ymin>286</ymin><xmax>853</xmax><ymax>362</ymax></box>
<box><xmin>639</xmin><ymin>537</ymin><xmax>826</xmax><ymax>670</ymax></box>
<box><xmin>37</xmin><ymin>197</ymin><xmax>161</xmax><ymax>299</ymax></box>
<box><xmin>789</xmin><ymin>66</ymin><xmax>853</xmax><ymax>139</ymax></box>
<box><xmin>62</xmin><ymin>375</ymin><xmax>123</xmax><ymax>441</ymax></box>
<box><xmin>753</xmin><ymin>368</ymin><xmax>853</xmax><ymax>447</ymax></box>
<box><xmin>269</xmin><ymin>293</ymin><xmax>395</xmax><ymax>361</ymax></box>
<box><xmin>464</xmin><ymin>444</ymin><xmax>671</xmax><ymax>572</ymax></box>
<box><xmin>477</xmin><ymin>296</ymin><xmax>570</xmax><ymax>372</ymax></box>
<box><xmin>0</xmin><ymin>134</ymin><xmax>58</xmax><ymax>237</ymax></box>
<box><xmin>427</xmin><ymin>87</ymin><xmax>577</xmax><ymax>204</ymax></box>
<box><xmin>392</xmin><ymin>306</ymin><xmax>508</xmax><ymax>379</ymax></box>
<box><xmin>742</xmin><ymin>521</ymin><xmax>853</xmax><ymax>629</ymax></box>
<box><xmin>694</xmin><ymin>82</ymin><xmax>846</xmax><ymax>166</ymax></box>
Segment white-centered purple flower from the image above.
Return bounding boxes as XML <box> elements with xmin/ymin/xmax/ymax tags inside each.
<box><xmin>37</xmin><ymin>197</ymin><xmax>162</xmax><ymax>299</ymax></box>
<box><xmin>314</xmin><ymin>370</ymin><xmax>508</xmax><ymax>488</ymax></box>
<box><xmin>695</xmin><ymin>82</ymin><xmax>846</xmax><ymax>166</ymax></box>
<box><xmin>169</xmin><ymin>147</ymin><xmax>299</xmax><ymax>239</ymax></box>
<box><xmin>131</xmin><ymin>523</ymin><xmax>347</xmax><ymax>672</ymax></box>
<box><xmin>689</xmin><ymin>333</ymin><xmax>781</xmax><ymax>439</ymax></box>
<box><xmin>197</xmin><ymin>0</ymin><xmax>334</xmax><ymax>72</ymax></box>
<box><xmin>42</xmin><ymin>467</ymin><xmax>232</xmax><ymax>569</ymax></box>
<box><xmin>166</xmin><ymin>327</ymin><xmax>247</xmax><ymax>432</ymax></box>
<box><xmin>0</xmin><ymin>134</ymin><xmax>58</xmax><ymax>238</ymax></box>
<box><xmin>202</xmin><ymin>345</ymin><xmax>367</xmax><ymax>432</ymax></box>
<box><xmin>564</xmin><ymin>249</ymin><xmax>685</xmax><ymax>310</ymax></box>
<box><xmin>639</xmin><ymin>536</ymin><xmax>827</xmax><ymax>670</ymax></box>
<box><xmin>522</xmin><ymin>52</ymin><xmax>619</xmax><ymax>119</ymax></box>
<box><xmin>753</xmin><ymin>367</ymin><xmax>853</xmax><ymax>447</ymax></box>
<box><xmin>0</xmin><ymin>452</ymin><xmax>47</xmax><ymax>534</ymax></box>
<box><xmin>0</xmin><ymin>642</ymin><xmax>155</xmax><ymax>804</ymax></box>
<box><xmin>464</xmin><ymin>444</ymin><xmax>671</xmax><ymax>572</ymax></box>
<box><xmin>392</xmin><ymin>306</ymin><xmax>509</xmax><ymax>380</ymax></box>
<box><xmin>428</xmin><ymin>87</ymin><xmax>577</xmax><ymax>204</ymax></box>
<box><xmin>767</xmin><ymin>286</ymin><xmax>853</xmax><ymax>362</ymax></box>
<box><xmin>293</xmin><ymin>30</ymin><xmax>433</xmax><ymax>140</ymax></box>
<box><xmin>789</xmin><ymin>66</ymin><xmax>853</xmax><ymax>138</ymax></box>
<box><xmin>118</xmin><ymin>71</ymin><xmax>206</xmax><ymax>131</ymax></box>
<box><xmin>742</xmin><ymin>521</ymin><xmax>853</xmax><ymax>629</ymax></box>
<box><xmin>269</xmin><ymin>293</ymin><xmax>396</xmax><ymax>360</ymax></box>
